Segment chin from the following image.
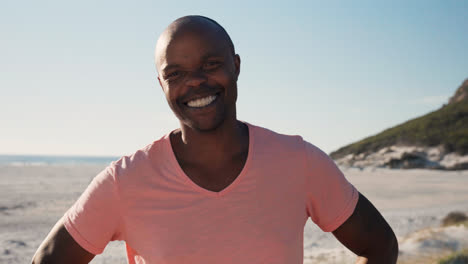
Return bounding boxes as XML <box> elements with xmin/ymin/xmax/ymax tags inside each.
<box><xmin>186</xmin><ymin>116</ymin><xmax>227</xmax><ymax>132</ymax></box>
<box><xmin>192</xmin><ymin>120</ymin><xmax>225</xmax><ymax>132</ymax></box>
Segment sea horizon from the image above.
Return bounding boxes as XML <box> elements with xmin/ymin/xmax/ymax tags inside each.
<box><xmin>0</xmin><ymin>154</ymin><xmax>120</xmax><ymax>166</ymax></box>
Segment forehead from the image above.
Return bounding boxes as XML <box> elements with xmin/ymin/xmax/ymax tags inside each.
<box><xmin>156</xmin><ymin>23</ymin><xmax>231</xmax><ymax>72</ymax></box>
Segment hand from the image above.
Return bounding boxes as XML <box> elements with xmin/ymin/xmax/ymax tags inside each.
<box><xmin>355</xmin><ymin>256</ymin><xmax>368</xmax><ymax>264</ymax></box>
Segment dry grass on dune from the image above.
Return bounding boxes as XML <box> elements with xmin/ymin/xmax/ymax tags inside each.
<box><xmin>438</xmin><ymin>249</ymin><xmax>468</xmax><ymax>264</ymax></box>
<box><xmin>442</xmin><ymin>212</ymin><xmax>468</xmax><ymax>227</ymax></box>
<box><xmin>397</xmin><ymin>211</ymin><xmax>468</xmax><ymax>264</ymax></box>
<box><xmin>436</xmin><ymin>212</ymin><xmax>468</xmax><ymax>264</ymax></box>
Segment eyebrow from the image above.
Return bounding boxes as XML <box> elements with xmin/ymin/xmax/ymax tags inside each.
<box><xmin>161</xmin><ymin>64</ymin><xmax>181</xmax><ymax>74</ymax></box>
<box><xmin>201</xmin><ymin>53</ymin><xmax>224</xmax><ymax>61</ymax></box>
<box><xmin>161</xmin><ymin>53</ymin><xmax>225</xmax><ymax>74</ymax></box>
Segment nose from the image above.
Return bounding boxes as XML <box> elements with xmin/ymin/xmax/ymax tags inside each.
<box><xmin>185</xmin><ymin>69</ymin><xmax>207</xmax><ymax>87</ymax></box>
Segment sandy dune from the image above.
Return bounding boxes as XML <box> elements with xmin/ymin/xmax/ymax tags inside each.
<box><xmin>1</xmin><ymin>165</ymin><xmax>467</xmax><ymax>263</ymax></box>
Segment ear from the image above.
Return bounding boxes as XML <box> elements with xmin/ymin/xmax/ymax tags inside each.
<box><xmin>234</xmin><ymin>54</ymin><xmax>241</xmax><ymax>79</ymax></box>
<box><xmin>157</xmin><ymin>76</ymin><xmax>165</xmax><ymax>92</ymax></box>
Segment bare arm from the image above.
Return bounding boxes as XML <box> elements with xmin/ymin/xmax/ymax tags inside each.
<box><xmin>32</xmin><ymin>217</ymin><xmax>95</xmax><ymax>264</ymax></box>
<box><xmin>332</xmin><ymin>192</ymin><xmax>398</xmax><ymax>264</ymax></box>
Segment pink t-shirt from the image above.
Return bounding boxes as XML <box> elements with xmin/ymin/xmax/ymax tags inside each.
<box><xmin>63</xmin><ymin>122</ymin><xmax>358</xmax><ymax>264</ymax></box>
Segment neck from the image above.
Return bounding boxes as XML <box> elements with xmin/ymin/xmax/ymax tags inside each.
<box><xmin>173</xmin><ymin>118</ymin><xmax>248</xmax><ymax>165</ymax></box>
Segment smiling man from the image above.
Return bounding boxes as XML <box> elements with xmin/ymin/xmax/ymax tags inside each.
<box><xmin>32</xmin><ymin>16</ymin><xmax>398</xmax><ymax>264</ymax></box>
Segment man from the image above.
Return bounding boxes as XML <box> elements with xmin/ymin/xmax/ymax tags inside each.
<box><xmin>32</xmin><ymin>15</ymin><xmax>398</xmax><ymax>264</ymax></box>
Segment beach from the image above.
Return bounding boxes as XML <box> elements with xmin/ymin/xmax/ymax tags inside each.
<box><xmin>304</xmin><ymin>167</ymin><xmax>468</xmax><ymax>263</ymax></box>
<box><xmin>1</xmin><ymin>164</ymin><xmax>467</xmax><ymax>263</ymax></box>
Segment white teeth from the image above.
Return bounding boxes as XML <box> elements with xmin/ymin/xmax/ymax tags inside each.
<box><xmin>187</xmin><ymin>95</ymin><xmax>217</xmax><ymax>108</ymax></box>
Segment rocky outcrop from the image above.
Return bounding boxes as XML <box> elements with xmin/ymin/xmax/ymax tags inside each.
<box><xmin>335</xmin><ymin>145</ymin><xmax>468</xmax><ymax>170</ymax></box>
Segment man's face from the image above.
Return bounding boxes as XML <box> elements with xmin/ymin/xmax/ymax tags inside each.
<box><xmin>156</xmin><ymin>25</ymin><xmax>240</xmax><ymax>132</ymax></box>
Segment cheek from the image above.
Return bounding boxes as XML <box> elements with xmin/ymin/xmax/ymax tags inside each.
<box><xmin>163</xmin><ymin>85</ymin><xmax>178</xmax><ymax>101</ymax></box>
<box><xmin>163</xmin><ymin>88</ymin><xmax>179</xmax><ymax>109</ymax></box>
<box><xmin>212</xmin><ymin>68</ymin><xmax>236</xmax><ymax>86</ymax></box>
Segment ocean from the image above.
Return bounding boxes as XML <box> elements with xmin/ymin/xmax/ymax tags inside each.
<box><xmin>0</xmin><ymin>154</ymin><xmax>119</xmax><ymax>166</ymax></box>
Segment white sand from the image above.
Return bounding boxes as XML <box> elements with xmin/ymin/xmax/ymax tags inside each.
<box><xmin>1</xmin><ymin>165</ymin><xmax>467</xmax><ymax>263</ymax></box>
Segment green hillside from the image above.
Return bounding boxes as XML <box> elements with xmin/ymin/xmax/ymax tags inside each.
<box><xmin>330</xmin><ymin>80</ymin><xmax>468</xmax><ymax>159</ymax></box>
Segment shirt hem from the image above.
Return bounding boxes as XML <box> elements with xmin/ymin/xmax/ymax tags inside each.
<box><xmin>62</xmin><ymin>213</ymin><xmax>105</xmax><ymax>255</ymax></box>
<box><xmin>320</xmin><ymin>186</ymin><xmax>359</xmax><ymax>232</ymax></box>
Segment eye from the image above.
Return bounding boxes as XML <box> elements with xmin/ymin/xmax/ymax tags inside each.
<box><xmin>203</xmin><ymin>61</ymin><xmax>222</xmax><ymax>71</ymax></box>
<box><xmin>165</xmin><ymin>71</ymin><xmax>181</xmax><ymax>80</ymax></box>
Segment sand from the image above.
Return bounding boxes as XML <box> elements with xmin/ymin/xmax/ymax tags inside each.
<box><xmin>304</xmin><ymin>167</ymin><xmax>468</xmax><ymax>263</ymax></box>
<box><xmin>1</xmin><ymin>165</ymin><xmax>467</xmax><ymax>263</ymax></box>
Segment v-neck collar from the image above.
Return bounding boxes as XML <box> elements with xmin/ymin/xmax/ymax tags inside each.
<box><xmin>164</xmin><ymin>121</ymin><xmax>254</xmax><ymax>198</ymax></box>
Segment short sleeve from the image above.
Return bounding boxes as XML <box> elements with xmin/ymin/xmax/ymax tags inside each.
<box><xmin>304</xmin><ymin>141</ymin><xmax>359</xmax><ymax>232</ymax></box>
<box><xmin>62</xmin><ymin>165</ymin><xmax>124</xmax><ymax>255</ymax></box>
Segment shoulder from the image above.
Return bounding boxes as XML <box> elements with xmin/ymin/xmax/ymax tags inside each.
<box><xmin>247</xmin><ymin>122</ymin><xmax>305</xmax><ymax>152</ymax></box>
<box><xmin>107</xmin><ymin>133</ymin><xmax>170</xmax><ymax>181</ymax></box>
<box><xmin>246</xmin><ymin>122</ymin><xmax>331</xmax><ymax>161</ymax></box>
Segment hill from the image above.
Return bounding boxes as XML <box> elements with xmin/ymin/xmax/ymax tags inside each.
<box><xmin>330</xmin><ymin>79</ymin><xmax>468</xmax><ymax>170</ymax></box>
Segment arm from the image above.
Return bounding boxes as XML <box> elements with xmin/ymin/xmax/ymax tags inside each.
<box><xmin>32</xmin><ymin>217</ymin><xmax>95</xmax><ymax>264</ymax></box>
<box><xmin>332</xmin><ymin>192</ymin><xmax>398</xmax><ymax>264</ymax></box>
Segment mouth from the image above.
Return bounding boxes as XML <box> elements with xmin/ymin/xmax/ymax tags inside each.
<box><xmin>183</xmin><ymin>92</ymin><xmax>220</xmax><ymax>108</ymax></box>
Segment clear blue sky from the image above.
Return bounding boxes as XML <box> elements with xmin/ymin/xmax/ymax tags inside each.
<box><xmin>1</xmin><ymin>0</ymin><xmax>467</xmax><ymax>156</ymax></box>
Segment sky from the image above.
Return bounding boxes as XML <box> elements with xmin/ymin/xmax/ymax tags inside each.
<box><xmin>1</xmin><ymin>0</ymin><xmax>467</xmax><ymax>156</ymax></box>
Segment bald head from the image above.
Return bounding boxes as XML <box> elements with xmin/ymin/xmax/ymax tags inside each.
<box><xmin>155</xmin><ymin>15</ymin><xmax>235</xmax><ymax>74</ymax></box>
